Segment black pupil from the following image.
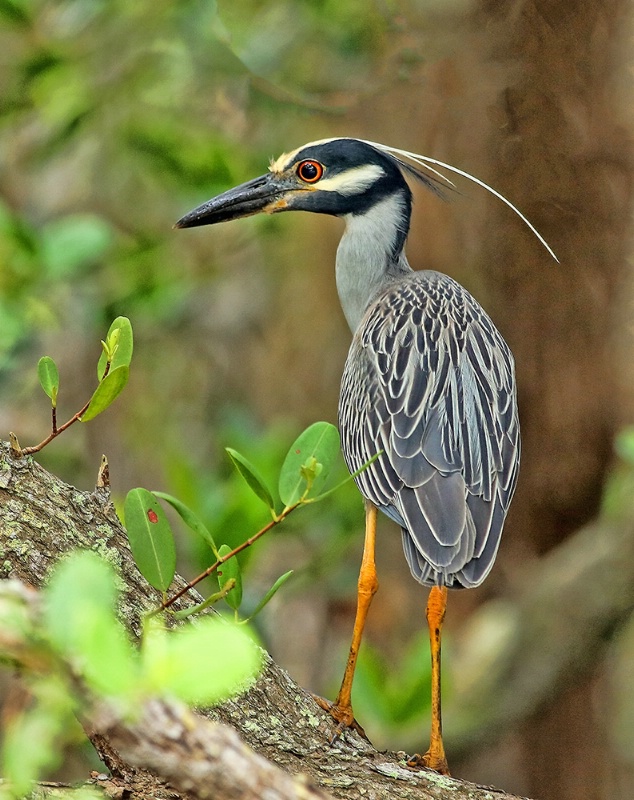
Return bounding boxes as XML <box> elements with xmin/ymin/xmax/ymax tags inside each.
<box><xmin>301</xmin><ymin>162</ymin><xmax>319</xmax><ymax>180</ymax></box>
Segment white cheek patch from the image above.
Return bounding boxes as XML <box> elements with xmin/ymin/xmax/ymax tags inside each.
<box><xmin>317</xmin><ymin>164</ymin><xmax>386</xmax><ymax>195</ymax></box>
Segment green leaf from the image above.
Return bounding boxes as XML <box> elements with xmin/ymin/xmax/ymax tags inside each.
<box><xmin>97</xmin><ymin>316</ymin><xmax>134</xmax><ymax>380</ymax></box>
<box><xmin>225</xmin><ymin>447</ymin><xmax>275</xmax><ymax>510</ymax></box>
<box><xmin>141</xmin><ymin>617</ymin><xmax>261</xmax><ymax>705</ymax></box>
<box><xmin>124</xmin><ymin>488</ymin><xmax>177</xmax><ymax>592</ymax></box>
<box><xmin>44</xmin><ymin>551</ymin><xmax>138</xmax><ymax>697</ymax></box>
<box><xmin>217</xmin><ymin>544</ymin><xmax>243</xmax><ymax>610</ymax></box>
<box><xmin>37</xmin><ymin>356</ymin><xmax>59</xmax><ymax>407</ymax></box>
<box><xmin>172</xmin><ymin>580</ymin><xmax>236</xmax><ymax>620</ymax></box>
<box><xmin>81</xmin><ymin>365</ymin><xmax>129</xmax><ymax>422</ymax></box>
<box><xmin>152</xmin><ymin>491</ymin><xmax>219</xmax><ymax>556</ymax></box>
<box><xmin>245</xmin><ymin>570</ymin><xmax>293</xmax><ymax>621</ymax></box>
<box><xmin>278</xmin><ymin>421</ymin><xmax>340</xmax><ymax>506</ymax></box>
<box><xmin>303</xmin><ymin>452</ymin><xmax>382</xmax><ymax>504</ymax></box>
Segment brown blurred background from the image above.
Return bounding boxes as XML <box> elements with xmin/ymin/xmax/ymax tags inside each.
<box><xmin>1</xmin><ymin>1</ymin><xmax>633</xmax><ymax>798</ymax></box>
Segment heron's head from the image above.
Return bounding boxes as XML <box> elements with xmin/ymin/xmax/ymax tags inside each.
<box><xmin>174</xmin><ymin>138</ymin><xmax>441</xmax><ymax>229</ymax></box>
<box><xmin>175</xmin><ymin>137</ymin><xmax>557</xmax><ymax>261</ymax></box>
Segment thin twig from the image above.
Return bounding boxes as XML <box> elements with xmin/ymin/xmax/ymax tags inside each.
<box><xmin>21</xmin><ymin>400</ymin><xmax>92</xmax><ymax>455</ymax></box>
<box><xmin>21</xmin><ymin>362</ymin><xmax>112</xmax><ymax>456</ymax></box>
<box><xmin>155</xmin><ymin>502</ymin><xmax>300</xmax><ymax>614</ymax></box>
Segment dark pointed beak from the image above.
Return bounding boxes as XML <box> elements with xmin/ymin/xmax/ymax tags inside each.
<box><xmin>175</xmin><ymin>173</ymin><xmax>290</xmax><ymax>229</ymax></box>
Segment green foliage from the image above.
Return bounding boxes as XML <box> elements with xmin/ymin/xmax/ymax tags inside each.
<box><xmin>0</xmin><ymin>551</ymin><xmax>261</xmax><ymax>794</ymax></box>
<box><xmin>278</xmin><ymin>421</ymin><xmax>341</xmax><ymax>506</ymax></box>
<box><xmin>153</xmin><ymin>490</ymin><xmax>220</xmax><ymax>557</ymax></box>
<box><xmin>0</xmin><ymin>572</ymin><xmax>83</xmax><ymax>793</ymax></box>
<box><xmin>127</xmin><ymin>414</ymin><xmax>382</xmax><ymax>632</ymax></box>
<box><xmin>616</xmin><ymin>426</ymin><xmax>634</xmax><ymax>466</ymax></box>
<box><xmin>19</xmin><ymin>317</ymin><xmax>134</xmax><ymax>455</ymax></box>
<box><xmin>602</xmin><ymin>426</ymin><xmax>634</xmax><ymax>519</ymax></box>
<box><xmin>117</xmin><ymin>420</ymin><xmax>385</xmax><ymax>630</ymax></box>
<box><xmin>350</xmin><ymin>632</ymin><xmax>434</xmax><ymax>745</ymax></box>
<box><xmin>171</xmin><ymin>582</ymin><xmax>238</xmax><ymax>620</ymax></box>
<box><xmin>217</xmin><ymin>544</ymin><xmax>243</xmax><ymax>611</ymax></box>
<box><xmin>80</xmin><ymin>365</ymin><xmax>129</xmax><ymax>422</ymax></box>
<box><xmin>80</xmin><ymin>316</ymin><xmax>134</xmax><ymax>421</ymax></box>
<box><xmin>45</xmin><ymin>551</ymin><xmax>139</xmax><ymax>697</ymax></box>
<box><xmin>122</xmin><ymin>422</ymin><xmax>355</xmax><ymax>619</ymax></box>
<box><xmin>245</xmin><ymin>570</ymin><xmax>293</xmax><ymax>622</ymax></box>
<box><xmin>162</xmin><ymin>417</ymin><xmax>295</xmax><ymax>566</ymax></box>
<box><xmin>0</xmin><ymin>0</ymin><xmax>32</xmax><ymax>27</ymax></box>
<box><xmin>97</xmin><ymin>316</ymin><xmax>134</xmax><ymax>380</ymax></box>
<box><xmin>37</xmin><ymin>355</ymin><xmax>59</xmax><ymax>407</ymax></box>
<box><xmin>141</xmin><ymin>616</ymin><xmax>260</xmax><ymax>705</ymax></box>
<box><xmin>2</xmin><ymin>673</ymin><xmax>77</xmax><ymax>797</ymax></box>
<box><xmin>124</xmin><ymin>488</ymin><xmax>177</xmax><ymax>592</ymax></box>
<box><xmin>41</xmin><ymin>215</ymin><xmax>114</xmax><ymax>280</ymax></box>
<box><xmin>225</xmin><ymin>447</ymin><xmax>276</xmax><ymax>512</ymax></box>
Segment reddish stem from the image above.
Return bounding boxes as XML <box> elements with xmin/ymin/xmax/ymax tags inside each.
<box><xmin>20</xmin><ymin>361</ymin><xmax>112</xmax><ymax>456</ymax></box>
<box><xmin>155</xmin><ymin>502</ymin><xmax>300</xmax><ymax>614</ymax></box>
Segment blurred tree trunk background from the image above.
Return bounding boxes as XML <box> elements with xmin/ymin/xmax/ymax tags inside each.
<box><xmin>0</xmin><ymin>1</ymin><xmax>632</xmax><ymax>799</ymax></box>
<box><xmin>469</xmin><ymin>2</ymin><xmax>633</xmax><ymax>798</ymax></box>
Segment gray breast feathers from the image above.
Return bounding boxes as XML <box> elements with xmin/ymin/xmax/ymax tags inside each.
<box><xmin>338</xmin><ymin>270</ymin><xmax>520</xmax><ymax>589</ymax></box>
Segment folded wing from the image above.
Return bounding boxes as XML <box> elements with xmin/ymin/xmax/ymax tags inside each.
<box><xmin>338</xmin><ymin>271</ymin><xmax>520</xmax><ymax>588</ymax></box>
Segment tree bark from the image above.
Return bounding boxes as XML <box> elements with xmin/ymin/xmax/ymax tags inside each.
<box><xmin>476</xmin><ymin>0</ymin><xmax>633</xmax><ymax>551</ymax></box>
<box><xmin>0</xmin><ymin>441</ymin><xmax>536</xmax><ymax>800</ymax></box>
<box><xmin>473</xmin><ymin>2</ymin><xmax>634</xmax><ymax>795</ymax></box>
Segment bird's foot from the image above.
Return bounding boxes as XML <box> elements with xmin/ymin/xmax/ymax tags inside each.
<box><xmin>407</xmin><ymin>749</ymin><xmax>450</xmax><ymax>776</ymax></box>
<box><xmin>311</xmin><ymin>694</ymin><xmax>370</xmax><ymax>743</ymax></box>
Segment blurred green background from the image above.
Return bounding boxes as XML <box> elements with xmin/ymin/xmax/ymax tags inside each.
<box><xmin>1</xmin><ymin>2</ymin><xmax>633</xmax><ymax>799</ymax></box>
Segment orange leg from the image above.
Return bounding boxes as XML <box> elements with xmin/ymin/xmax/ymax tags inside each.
<box><xmin>313</xmin><ymin>503</ymin><xmax>378</xmax><ymax>738</ymax></box>
<box><xmin>408</xmin><ymin>585</ymin><xmax>450</xmax><ymax>775</ymax></box>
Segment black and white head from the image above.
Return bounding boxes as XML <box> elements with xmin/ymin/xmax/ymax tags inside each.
<box><xmin>176</xmin><ymin>137</ymin><xmax>556</xmax><ymax>261</ymax></box>
<box><xmin>176</xmin><ymin>138</ymin><xmax>443</xmax><ymax>239</ymax></box>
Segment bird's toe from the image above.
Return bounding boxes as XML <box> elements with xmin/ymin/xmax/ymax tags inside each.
<box><xmin>310</xmin><ymin>693</ymin><xmax>370</xmax><ymax>743</ymax></box>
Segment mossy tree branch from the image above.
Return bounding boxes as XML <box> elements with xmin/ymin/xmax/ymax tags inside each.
<box><xmin>1</xmin><ymin>440</ymin><xmax>585</xmax><ymax>800</ymax></box>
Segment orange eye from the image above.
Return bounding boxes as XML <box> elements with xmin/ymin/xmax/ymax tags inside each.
<box><xmin>297</xmin><ymin>160</ymin><xmax>324</xmax><ymax>183</ymax></box>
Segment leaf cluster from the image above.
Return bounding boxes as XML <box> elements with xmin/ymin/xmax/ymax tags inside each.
<box><xmin>0</xmin><ymin>552</ymin><xmax>260</xmax><ymax>797</ymax></box>
<box><xmin>121</xmin><ymin>421</ymin><xmax>378</xmax><ymax>621</ymax></box>
<box><xmin>13</xmin><ymin>317</ymin><xmax>133</xmax><ymax>457</ymax></box>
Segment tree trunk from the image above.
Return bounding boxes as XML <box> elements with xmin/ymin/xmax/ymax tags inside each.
<box><xmin>479</xmin><ymin>0</ymin><xmax>633</xmax><ymax>553</ymax></box>
<box><xmin>472</xmin><ymin>0</ymin><xmax>634</xmax><ymax>796</ymax></box>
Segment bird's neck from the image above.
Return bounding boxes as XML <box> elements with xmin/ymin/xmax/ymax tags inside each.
<box><xmin>335</xmin><ymin>192</ymin><xmax>413</xmax><ymax>333</ymax></box>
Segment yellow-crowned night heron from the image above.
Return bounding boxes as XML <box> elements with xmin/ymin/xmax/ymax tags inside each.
<box><xmin>175</xmin><ymin>138</ymin><xmax>551</xmax><ymax>774</ymax></box>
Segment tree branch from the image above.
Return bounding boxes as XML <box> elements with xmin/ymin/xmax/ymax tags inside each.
<box><xmin>89</xmin><ymin>697</ymin><xmax>334</xmax><ymax>800</ymax></box>
<box><xmin>0</xmin><ymin>440</ymin><xmax>569</xmax><ymax>800</ymax></box>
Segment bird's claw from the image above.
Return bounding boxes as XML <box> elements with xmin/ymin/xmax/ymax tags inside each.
<box><xmin>310</xmin><ymin>693</ymin><xmax>370</xmax><ymax>743</ymax></box>
<box><xmin>406</xmin><ymin>750</ymin><xmax>450</xmax><ymax>776</ymax></box>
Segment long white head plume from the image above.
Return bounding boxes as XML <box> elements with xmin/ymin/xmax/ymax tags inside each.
<box><xmin>363</xmin><ymin>139</ymin><xmax>559</xmax><ymax>263</ymax></box>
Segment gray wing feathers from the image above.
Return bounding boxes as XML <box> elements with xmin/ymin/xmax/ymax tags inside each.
<box><xmin>338</xmin><ymin>271</ymin><xmax>520</xmax><ymax>589</ymax></box>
